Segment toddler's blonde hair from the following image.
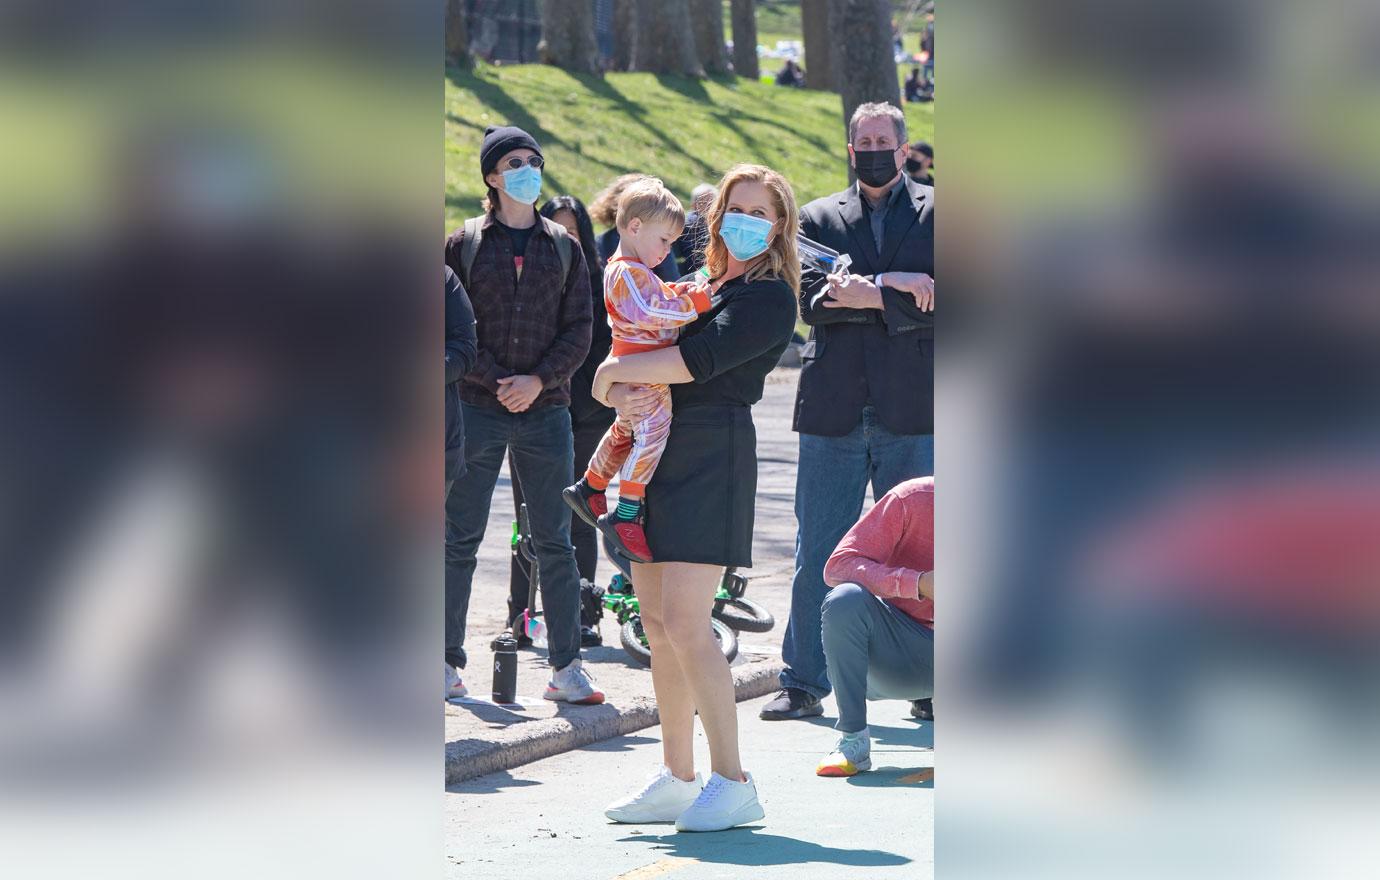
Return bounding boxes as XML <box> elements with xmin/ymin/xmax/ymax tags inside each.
<box><xmin>615</xmin><ymin>177</ymin><xmax>686</xmax><ymax>234</ymax></box>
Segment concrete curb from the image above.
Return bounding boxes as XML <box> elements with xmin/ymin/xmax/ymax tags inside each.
<box><xmin>445</xmin><ymin>656</ymin><xmax>784</xmax><ymax>785</ymax></box>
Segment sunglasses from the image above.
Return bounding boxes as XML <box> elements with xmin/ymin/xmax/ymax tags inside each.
<box><xmin>502</xmin><ymin>155</ymin><xmax>544</xmax><ymax>170</ymax></box>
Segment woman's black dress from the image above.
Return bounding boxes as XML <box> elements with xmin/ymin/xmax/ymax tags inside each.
<box><xmin>643</xmin><ymin>273</ymin><xmax>798</xmax><ymax>568</ymax></box>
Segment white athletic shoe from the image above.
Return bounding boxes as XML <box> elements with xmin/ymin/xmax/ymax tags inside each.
<box><xmin>445</xmin><ymin>664</ymin><xmax>468</xmax><ymax>701</ymax></box>
<box><xmin>605</xmin><ymin>765</ymin><xmax>704</xmax><ymax>823</ymax></box>
<box><xmin>674</xmin><ymin>771</ymin><xmax>765</xmax><ymax>832</ymax></box>
<box><xmin>544</xmin><ymin>658</ymin><xmax>605</xmax><ymax>704</ymax></box>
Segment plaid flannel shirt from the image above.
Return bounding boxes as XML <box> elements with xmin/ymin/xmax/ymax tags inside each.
<box><xmin>444</xmin><ymin>214</ymin><xmax>592</xmax><ymax>410</ymax></box>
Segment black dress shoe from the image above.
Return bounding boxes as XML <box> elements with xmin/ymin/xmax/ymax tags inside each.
<box><xmin>910</xmin><ymin>698</ymin><xmax>933</xmax><ymax>721</ymax></box>
<box><xmin>580</xmin><ymin>625</ymin><xmax>602</xmax><ymax>647</ymax></box>
<box><xmin>759</xmin><ymin>687</ymin><xmax>824</xmax><ymax>720</ymax></box>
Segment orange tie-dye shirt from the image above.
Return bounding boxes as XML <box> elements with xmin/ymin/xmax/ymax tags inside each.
<box><xmin>603</xmin><ymin>257</ymin><xmax>712</xmax><ymax>356</ymax></box>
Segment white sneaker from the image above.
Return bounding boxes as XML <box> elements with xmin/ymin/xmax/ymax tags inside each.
<box><xmin>544</xmin><ymin>658</ymin><xmax>605</xmax><ymax>704</ymax></box>
<box><xmin>605</xmin><ymin>765</ymin><xmax>703</xmax><ymax>823</ymax></box>
<box><xmin>675</xmin><ymin>771</ymin><xmax>765</xmax><ymax>832</ymax></box>
<box><xmin>445</xmin><ymin>664</ymin><xmax>468</xmax><ymax>701</ymax></box>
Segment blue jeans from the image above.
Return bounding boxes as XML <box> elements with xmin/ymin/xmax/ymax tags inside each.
<box><xmin>822</xmin><ymin>584</ymin><xmax>934</xmax><ymax>733</ymax></box>
<box><xmin>780</xmin><ymin>407</ymin><xmax>933</xmax><ymax>698</ymax></box>
<box><xmin>445</xmin><ymin>403</ymin><xmax>581</xmax><ymax>671</ymax></box>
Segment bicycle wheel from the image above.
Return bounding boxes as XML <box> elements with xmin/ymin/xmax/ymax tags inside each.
<box><xmin>620</xmin><ymin>618</ymin><xmax>653</xmax><ymax>668</ymax></box>
<box><xmin>714</xmin><ymin>597</ymin><xmax>775</xmax><ymax>634</ymax></box>
<box><xmin>620</xmin><ymin>618</ymin><xmax>739</xmax><ymax>666</ymax></box>
<box><xmin>711</xmin><ymin>618</ymin><xmax>739</xmax><ymax>663</ymax></box>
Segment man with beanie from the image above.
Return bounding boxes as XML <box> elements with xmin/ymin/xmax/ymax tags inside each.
<box><xmin>443</xmin><ymin>125</ymin><xmax>602</xmax><ymax>704</ymax></box>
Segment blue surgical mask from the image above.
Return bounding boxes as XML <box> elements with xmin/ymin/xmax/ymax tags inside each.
<box><xmin>719</xmin><ymin>212</ymin><xmax>774</xmax><ymax>261</ymax></box>
<box><xmin>501</xmin><ymin>164</ymin><xmax>542</xmax><ymax>205</ymax></box>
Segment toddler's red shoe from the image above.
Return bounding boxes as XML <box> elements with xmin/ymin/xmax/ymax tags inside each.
<box><xmin>562</xmin><ymin>483</ymin><xmax>608</xmax><ymax>528</ymax></box>
<box><xmin>597</xmin><ymin>511</ymin><xmax>654</xmax><ymax>564</ymax></box>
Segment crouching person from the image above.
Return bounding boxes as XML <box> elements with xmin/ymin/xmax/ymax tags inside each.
<box><xmin>816</xmin><ymin>477</ymin><xmax>934</xmax><ymax>777</ymax></box>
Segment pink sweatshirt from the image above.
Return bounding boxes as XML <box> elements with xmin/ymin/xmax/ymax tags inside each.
<box><xmin>824</xmin><ymin>477</ymin><xmax>934</xmax><ymax>628</ymax></box>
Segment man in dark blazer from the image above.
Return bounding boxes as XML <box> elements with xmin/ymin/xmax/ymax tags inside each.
<box><xmin>763</xmin><ymin>102</ymin><xmax>936</xmax><ymax>721</ymax></box>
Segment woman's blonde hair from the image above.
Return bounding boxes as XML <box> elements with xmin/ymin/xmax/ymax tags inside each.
<box><xmin>589</xmin><ymin>172</ymin><xmax>651</xmax><ymax>228</ymax></box>
<box><xmin>702</xmin><ymin>164</ymin><xmax>800</xmax><ymax>296</ymax></box>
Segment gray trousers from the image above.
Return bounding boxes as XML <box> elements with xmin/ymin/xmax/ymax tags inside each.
<box><xmin>821</xmin><ymin>584</ymin><xmax>934</xmax><ymax>733</ymax></box>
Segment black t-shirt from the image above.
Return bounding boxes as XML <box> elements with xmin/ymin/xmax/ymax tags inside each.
<box><xmin>673</xmin><ymin>274</ymin><xmax>797</xmax><ymax>410</ymax></box>
<box><xmin>497</xmin><ymin>220</ymin><xmax>535</xmax><ymax>258</ymax></box>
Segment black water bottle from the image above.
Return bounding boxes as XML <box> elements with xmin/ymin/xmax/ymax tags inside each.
<box><xmin>492</xmin><ymin>635</ymin><xmax>518</xmax><ymax>704</ymax></box>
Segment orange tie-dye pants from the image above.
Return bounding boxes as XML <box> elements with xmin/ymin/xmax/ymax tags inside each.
<box><xmin>583</xmin><ymin>383</ymin><xmax>674</xmax><ymax>499</ymax></box>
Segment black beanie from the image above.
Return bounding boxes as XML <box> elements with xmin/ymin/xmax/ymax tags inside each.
<box><xmin>480</xmin><ymin>125</ymin><xmax>542</xmax><ymax>179</ymax></box>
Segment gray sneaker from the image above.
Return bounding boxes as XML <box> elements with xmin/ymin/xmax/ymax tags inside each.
<box><xmin>816</xmin><ymin>729</ymin><xmax>872</xmax><ymax>777</ymax></box>
<box><xmin>544</xmin><ymin>658</ymin><xmax>605</xmax><ymax>704</ymax></box>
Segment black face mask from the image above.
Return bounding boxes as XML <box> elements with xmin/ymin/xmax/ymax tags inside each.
<box><xmin>904</xmin><ymin>158</ymin><xmax>925</xmax><ymax>175</ymax></box>
<box><xmin>853</xmin><ymin>149</ymin><xmax>900</xmax><ymax>188</ymax></box>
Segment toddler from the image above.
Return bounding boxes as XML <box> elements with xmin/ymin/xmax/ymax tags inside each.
<box><xmin>562</xmin><ymin>178</ymin><xmax>713</xmax><ymax>562</ymax></box>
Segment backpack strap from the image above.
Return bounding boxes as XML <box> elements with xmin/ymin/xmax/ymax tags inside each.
<box><xmin>540</xmin><ymin>216</ymin><xmax>573</xmax><ymax>288</ymax></box>
<box><xmin>459</xmin><ymin>216</ymin><xmax>482</xmax><ymax>291</ymax></box>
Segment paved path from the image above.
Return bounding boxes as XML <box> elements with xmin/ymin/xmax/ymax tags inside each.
<box><xmin>446</xmin><ymin>368</ymin><xmax>811</xmax><ymax>778</ymax></box>
<box><xmin>446</xmin><ymin>690</ymin><xmax>933</xmax><ymax>880</ymax></box>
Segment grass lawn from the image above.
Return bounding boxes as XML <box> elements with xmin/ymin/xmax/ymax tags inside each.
<box><xmin>445</xmin><ymin>61</ymin><xmax>933</xmax><ymax>227</ymax></box>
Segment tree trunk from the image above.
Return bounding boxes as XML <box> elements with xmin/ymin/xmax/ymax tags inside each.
<box><xmin>801</xmin><ymin>0</ymin><xmax>834</xmax><ymax>90</ymax></box>
<box><xmin>729</xmin><ymin>0</ymin><xmax>759</xmax><ymax>80</ymax></box>
<box><xmin>631</xmin><ymin>0</ymin><xmax>703</xmax><ymax>76</ymax></box>
<box><xmin>687</xmin><ymin>0</ymin><xmax>728</xmax><ymax>75</ymax></box>
<box><xmin>612</xmin><ymin>0</ymin><xmax>636</xmax><ymax>70</ymax></box>
<box><xmin>445</xmin><ymin>0</ymin><xmax>470</xmax><ymax>69</ymax></box>
<box><xmin>540</xmin><ymin>0</ymin><xmax>600</xmax><ymax>74</ymax></box>
<box><xmin>829</xmin><ymin>0</ymin><xmax>901</xmax><ymax>146</ymax></box>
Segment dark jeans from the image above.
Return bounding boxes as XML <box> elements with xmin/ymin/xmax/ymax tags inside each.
<box><xmin>508</xmin><ymin>407</ymin><xmax>612</xmax><ymax>622</ymax></box>
<box><xmin>445</xmin><ymin>403</ymin><xmax>581</xmax><ymax>670</ymax></box>
<box><xmin>781</xmin><ymin>406</ymin><xmax>933</xmax><ymax>699</ymax></box>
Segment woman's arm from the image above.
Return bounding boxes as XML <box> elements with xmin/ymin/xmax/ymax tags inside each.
<box><xmin>591</xmin><ymin>348</ymin><xmax>693</xmax><ymax>405</ymax></box>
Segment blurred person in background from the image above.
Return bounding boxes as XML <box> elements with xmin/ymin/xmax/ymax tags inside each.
<box><xmin>775</xmin><ymin>58</ymin><xmax>805</xmax><ymax>88</ymax></box>
<box><xmin>674</xmin><ymin>183</ymin><xmax>716</xmax><ymax>276</ymax></box>
<box><xmin>764</xmin><ymin>102</ymin><xmax>936</xmax><ymax>722</ymax></box>
<box><xmin>904</xmin><ymin>67</ymin><xmax>932</xmax><ymax>103</ymax></box>
<box><xmin>502</xmin><ymin>194</ymin><xmax>612</xmax><ymax>648</ymax></box>
<box><xmin>590</xmin><ymin>173</ymin><xmax>683</xmax><ymax>283</ymax></box>
<box><xmin>443</xmin><ymin>125</ymin><xmax>601</xmax><ymax>705</ymax></box>
<box><xmin>906</xmin><ymin>141</ymin><xmax>934</xmax><ymax>185</ymax></box>
<box><xmin>816</xmin><ymin>477</ymin><xmax>934</xmax><ymax>777</ymax></box>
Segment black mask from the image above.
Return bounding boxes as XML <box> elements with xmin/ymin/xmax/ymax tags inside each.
<box><xmin>904</xmin><ymin>158</ymin><xmax>924</xmax><ymax>174</ymax></box>
<box><xmin>853</xmin><ymin>149</ymin><xmax>900</xmax><ymax>188</ymax></box>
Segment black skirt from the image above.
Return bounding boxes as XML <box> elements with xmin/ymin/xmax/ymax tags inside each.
<box><xmin>644</xmin><ymin>404</ymin><xmax>757</xmax><ymax>568</ymax></box>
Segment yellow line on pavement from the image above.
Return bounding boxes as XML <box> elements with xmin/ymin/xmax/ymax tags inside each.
<box><xmin>612</xmin><ymin>856</ymin><xmax>694</xmax><ymax>880</ymax></box>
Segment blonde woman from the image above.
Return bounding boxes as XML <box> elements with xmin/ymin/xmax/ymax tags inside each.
<box><xmin>590</xmin><ymin>164</ymin><xmax>801</xmax><ymax>832</ymax></box>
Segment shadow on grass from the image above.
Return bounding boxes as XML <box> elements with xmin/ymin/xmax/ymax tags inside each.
<box><xmin>619</xmin><ymin>828</ymin><xmax>910</xmax><ymax>869</ymax></box>
<box><xmin>443</xmin><ymin>67</ymin><xmax>576</xmax><ymax>197</ymax></box>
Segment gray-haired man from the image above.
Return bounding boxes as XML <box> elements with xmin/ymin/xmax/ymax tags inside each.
<box><xmin>764</xmin><ymin>102</ymin><xmax>936</xmax><ymax>721</ymax></box>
